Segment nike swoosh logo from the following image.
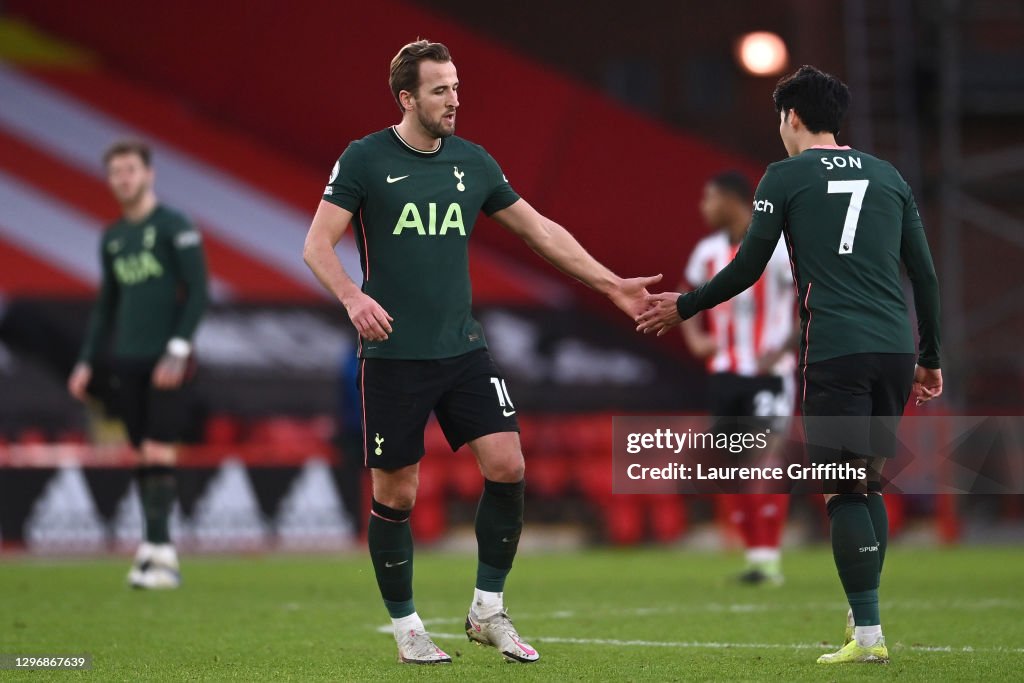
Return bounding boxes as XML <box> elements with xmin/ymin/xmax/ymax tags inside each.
<box><xmin>386</xmin><ymin>175</ymin><xmax>410</xmax><ymax>183</ymax></box>
<box><xmin>503</xmin><ymin>409</ymin><xmax>517</xmax><ymax>417</ymax></box>
<box><xmin>385</xmin><ymin>560</ymin><xmax>409</xmax><ymax>568</ymax></box>
<box><xmin>513</xmin><ymin>638</ymin><xmax>537</xmax><ymax>657</ymax></box>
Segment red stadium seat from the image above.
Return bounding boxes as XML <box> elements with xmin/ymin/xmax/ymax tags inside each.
<box><xmin>411</xmin><ymin>456</ymin><xmax>447</xmax><ymax>542</ymax></box>
<box><xmin>424</xmin><ymin>420</ymin><xmax>450</xmax><ymax>455</ymax></box>
<box><xmin>204</xmin><ymin>414</ymin><xmax>241</xmax><ymax>446</ymax></box>
<box><xmin>605</xmin><ymin>495</ymin><xmax>644</xmax><ymax>545</ymax></box>
<box><xmin>417</xmin><ymin>454</ymin><xmax>446</xmax><ymax>499</ymax></box>
<box><xmin>648</xmin><ymin>495</ymin><xmax>688</xmax><ymax>542</ymax></box>
<box><xmin>17</xmin><ymin>428</ymin><xmax>47</xmax><ymax>445</ymax></box>
<box><xmin>526</xmin><ymin>453</ymin><xmax>571</xmax><ymax>498</ymax></box>
<box><xmin>56</xmin><ymin>429</ymin><xmax>87</xmax><ymax>444</ymax></box>
<box><xmin>449</xmin><ymin>451</ymin><xmax>483</xmax><ymax>499</ymax></box>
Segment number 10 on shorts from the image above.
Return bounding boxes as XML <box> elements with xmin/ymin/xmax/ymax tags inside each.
<box><xmin>490</xmin><ymin>377</ymin><xmax>516</xmax><ymax>416</ymax></box>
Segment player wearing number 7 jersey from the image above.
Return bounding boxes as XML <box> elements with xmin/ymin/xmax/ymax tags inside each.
<box><xmin>638</xmin><ymin>65</ymin><xmax>942</xmax><ymax>665</ymax></box>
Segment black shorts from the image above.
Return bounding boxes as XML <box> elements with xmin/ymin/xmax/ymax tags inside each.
<box><xmin>111</xmin><ymin>357</ymin><xmax>195</xmax><ymax>449</ymax></box>
<box><xmin>357</xmin><ymin>348</ymin><xmax>520</xmax><ymax>469</ymax></box>
<box><xmin>708</xmin><ymin>372</ymin><xmax>794</xmax><ymax>435</ymax></box>
<box><xmin>802</xmin><ymin>352</ymin><xmax>916</xmax><ymax>462</ymax></box>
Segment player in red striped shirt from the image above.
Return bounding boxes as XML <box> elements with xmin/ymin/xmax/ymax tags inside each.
<box><xmin>681</xmin><ymin>171</ymin><xmax>797</xmax><ymax>585</ymax></box>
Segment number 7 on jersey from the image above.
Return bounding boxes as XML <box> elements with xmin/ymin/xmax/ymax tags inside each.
<box><xmin>828</xmin><ymin>179</ymin><xmax>869</xmax><ymax>255</ymax></box>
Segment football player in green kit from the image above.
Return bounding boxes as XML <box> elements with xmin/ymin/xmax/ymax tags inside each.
<box><xmin>303</xmin><ymin>40</ymin><xmax>662</xmax><ymax>664</ymax></box>
<box><xmin>69</xmin><ymin>140</ymin><xmax>208</xmax><ymax>590</ymax></box>
<box><xmin>638</xmin><ymin>66</ymin><xmax>943</xmax><ymax>665</ymax></box>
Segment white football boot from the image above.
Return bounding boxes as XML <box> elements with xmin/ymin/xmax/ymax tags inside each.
<box><xmin>466</xmin><ymin>608</ymin><xmax>540</xmax><ymax>663</ymax></box>
<box><xmin>395</xmin><ymin>628</ymin><xmax>452</xmax><ymax>664</ymax></box>
<box><xmin>126</xmin><ymin>542</ymin><xmax>155</xmax><ymax>587</ymax></box>
<box><xmin>129</xmin><ymin>543</ymin><xmax>181</xmax><ymax>590</ymax></box>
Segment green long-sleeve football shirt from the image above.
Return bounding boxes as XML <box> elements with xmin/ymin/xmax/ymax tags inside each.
<box><xmin>677</xmin><ymin>147</ymin><xmax>941</xmax><ymax>369</ymax></box>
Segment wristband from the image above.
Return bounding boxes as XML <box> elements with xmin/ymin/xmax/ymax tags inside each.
<box><xmin>166</xmin><ymin>338</ymin><xmax>192</xmax><ymax>358</ymax></box>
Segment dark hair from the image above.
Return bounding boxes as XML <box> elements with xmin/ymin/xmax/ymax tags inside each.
<box><xmin>708</xmin><ymin>170</ymin><xmax>753</xmax><ymax>202</ymax></box>
<box><xmin>103</xmin><ymin>139</ymin><xmax>152</xmax><ymax>168</ymax></box>
<box><xmin>772</xmin><ymin>65</ymin><xmax>850</xmax><ymax>135</ymax></box>
<box><xmin>389</xmin><ymin>39</ymin><xmax>452</xmax><ymax>112</ymax></box>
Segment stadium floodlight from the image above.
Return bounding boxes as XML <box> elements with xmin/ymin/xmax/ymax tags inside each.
<box><xmin>736</xmin><ymin>31</ymin><xmax>789</xmax><ymax>76</ymax></box>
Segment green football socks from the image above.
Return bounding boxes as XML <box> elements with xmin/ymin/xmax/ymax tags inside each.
<box><xmin>139</xmin><ymin>465</ymin><xmax>176</xmax><ymax>545</ymax></box>
<box><xmin>475</xmin><ymin>478</ymin><xmax>525</xmax><ymax>593</ymax></box>
<box><xmin>827</xmin><ymin>493</ymin><xmax>881</xmax><ymax>626</ymax></box>
<box><xmin>368</xmin><ymin>499</ymin><xmax>416</xmax><ymax>619</ymax></box>
<box><xmin>866</xmin><ymin>485</ymin><xmax>888</xmax><ymax>578</ymax></box>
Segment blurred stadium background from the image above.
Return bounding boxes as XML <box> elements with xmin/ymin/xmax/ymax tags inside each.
<box><xmin>1</xmin><ymin>0</ymin><xmax>1023</xmax><ymax>557</ymax></box>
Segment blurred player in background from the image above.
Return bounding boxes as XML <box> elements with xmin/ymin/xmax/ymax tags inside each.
<box><xmin>639</xmin><ymin>66</ymin><xmax>942</xmax><ymax>665</ymax></box>
<box><xmin>304</xmin><ymin>39</ymin><xmax>661</xmax><ymax>665</ymax></box>
<box><xmin>68</xmin><ymin>140</ymin><xmax>209</xmax><ymax>590</ymax></box>
<box><xmin>681</xmin><ymin>171</ymin><xmax>796</xmax><ymax>586</ymax></box>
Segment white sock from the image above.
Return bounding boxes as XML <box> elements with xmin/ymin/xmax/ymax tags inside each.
<box><xmin>151</xmin><ymin>543</ymin><xmax>179</xmax><ymax>569</ymax></box>
<box><xmin>472</xmin><ymin>588</ymin><xmax>504</xmax><ymax>619</ymax></box>
<box><xmin>854</xmin><ymin>624</ymin><xmax>883</xmax><ymax>647</ymax></box>
<box><xmin>746</xmin><ymin>547</ymin><xmax>781</xmax><ymax>566</ymax></box>
<box><xmin>392</xmin><ymin>612</ymin><xmax>424</xmax><ymax>636</ymax></box>
<box><xmin>134</xmin><ymin>542</ymin><xmax>156</xmax><ymax>563</ymax></box>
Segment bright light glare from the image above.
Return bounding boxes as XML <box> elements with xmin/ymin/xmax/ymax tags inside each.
<box><xmin>736</xmin><ymin>32</ymin><xmax>788</xmax><ymax>76</ymax></box>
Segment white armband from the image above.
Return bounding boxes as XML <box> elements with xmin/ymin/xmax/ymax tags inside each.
<box><xmin>166</xmin><ymin>338</ymin><xmax>192</xmax><ymax>357</ymax></box>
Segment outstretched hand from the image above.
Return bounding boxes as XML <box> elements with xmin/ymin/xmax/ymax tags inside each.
<box><xmin>636</xmin><ymin>291</ymin><xmax>683</xmax><ymax>336</ymax></box>
<box><xmin>608</xmin><ymin>274</ymin><xmax>664</xmax><ymax>320</ymax></box>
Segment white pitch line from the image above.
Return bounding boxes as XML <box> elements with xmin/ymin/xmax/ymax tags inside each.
<box><xmin>527</xmin><ymin>637</ymin><xmax>1024</xmax><ymax>655</ymax></box>
<box><xmin>374</xmin><ymin>627</ymin><xmax>1024</xmax><ymax>655</ymax></box>
<box><xmin>391</xmin><ymin>597</ymin><xmax>1023</xmax><ymax>628</ymax></box>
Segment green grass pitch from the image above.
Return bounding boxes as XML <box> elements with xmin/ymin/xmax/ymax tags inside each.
<box><xmin>1</xmin><ymin>546</ymin><xmax>1022</xmax><ymax>681</ymax></box>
